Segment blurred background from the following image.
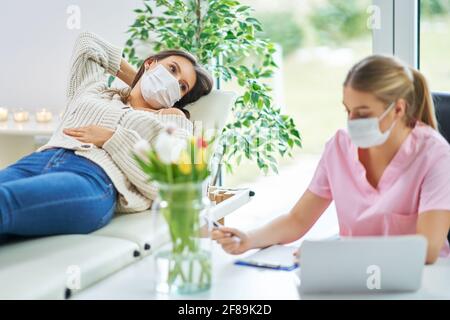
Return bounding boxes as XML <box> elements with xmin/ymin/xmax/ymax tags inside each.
<box><xmin>0</xmin><ymin>0</ymin><xmax>448</xmax><ymax>187</ymax></box>
<box><xmin>225</xmin><ymin>0</ymin><xmax>450</xmax><ymax>185</ymax></box>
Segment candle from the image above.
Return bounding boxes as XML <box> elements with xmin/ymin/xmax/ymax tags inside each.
<box><xmin>13</xmin><ymin>109</ymin><xmax>30</xmax><ymax>123</ymax></box>
<box><xmin>0</xmin><ymin>107</ymin><xmax>8</xmax><ymax>122</ymax></box>
<box><xmin>36</xmin><ymin>108</ymin><xmax>53</xmax><ymax>123</ymax></box>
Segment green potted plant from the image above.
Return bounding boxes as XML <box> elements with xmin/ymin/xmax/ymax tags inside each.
<box><xmin>122</xmin><ymin>0</ymin><xmax>302</xmax><ymax>176</ymax></box>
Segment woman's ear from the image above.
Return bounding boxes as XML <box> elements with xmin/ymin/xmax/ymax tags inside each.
<box><xmin>144</xmin><ymin>58</ymin><xmax>157</xmax><ymax>71</ymax></box>
<box><xmin>395</xmin><ymin>99</ymin><xmax>408</xmax><ymax>117</ymax></box>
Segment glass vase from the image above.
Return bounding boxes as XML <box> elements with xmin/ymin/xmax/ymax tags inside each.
<box><xmin>152</xmin><ymin>180</ymin><xmax>212</xmax><ymax>295</ymax></box>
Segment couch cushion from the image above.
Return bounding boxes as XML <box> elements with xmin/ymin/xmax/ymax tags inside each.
<box><xmin>92</xmin><ymin>210</ymin><xmax>168</xmax><ymax>256</ymax></box>
<box><xmin>186</xmin><ymin>90</ymin><xmax>236</xmax><ymax>134</ymax></box>
<box><xmin>0</xmin><ymin>235</ymin><xmax>139</xmax><ymax>299</ymax></box>
<box><xmin>93</xmin><ymin>189</ymin><xmax>253</xmax><ymax>255</ymax></box>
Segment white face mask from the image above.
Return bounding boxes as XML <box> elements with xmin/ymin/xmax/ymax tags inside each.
<box><xmin>347</xmin><ymin>102</ymin><xmax>397</xmax><ymax>148</ymax></box>
<box><xmin>140</xmin><ymin>63</ymin><xmax>181</xmax><ymax>108</ymax></box>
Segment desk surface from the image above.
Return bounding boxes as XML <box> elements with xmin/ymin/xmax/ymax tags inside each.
<box><xmin>73</xmin><ymin>244</ymin><xmax>450</xmax><ymax>300</ymax></box>
<box><xmin>73</xmin><ymin>163</ymin><xmax>450</xmax><ymax>300</ymax></box>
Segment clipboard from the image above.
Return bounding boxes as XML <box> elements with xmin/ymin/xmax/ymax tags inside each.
<box><xmin>234</xmin><ymin>245</ymin><xmax>299</xmax><ymax>271</ymax></box>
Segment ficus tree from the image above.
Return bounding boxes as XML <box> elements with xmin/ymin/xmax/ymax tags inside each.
<box><xmin>122</xmin><ymin>0</ymin><xmax>302</xmax><ymax>175</ymax></box>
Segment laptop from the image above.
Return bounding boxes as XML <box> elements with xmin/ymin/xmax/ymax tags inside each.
<box><xmin>298</xmin><ymin>235</ymin><xmax>427</xmax><ymax>294</ymax></box>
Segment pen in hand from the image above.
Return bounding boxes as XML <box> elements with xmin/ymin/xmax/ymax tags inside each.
<box><xmin>211</xmin><ymin>219</ymin><xmax>241</xmax><ymax>243</ymax></box>
<box><xmin>209</xmin><ymin>217</ymin><xmax>251</xmax><ymax>255</ymax></box>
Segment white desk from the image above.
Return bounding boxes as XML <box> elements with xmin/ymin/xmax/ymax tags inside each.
<box><xmin>73</xmin><ymin>244</ymin><xmax>450</xmax><ymax>300</ymax></box>
<box><xmin>0</xmin><ymin>120</ymin><xmax>57</xmax><ymax>168</ymax></box>
<box><xmin>73</xmin><ymin>172</ymin><xmax>450</xmax><ymax>300</ymax></box>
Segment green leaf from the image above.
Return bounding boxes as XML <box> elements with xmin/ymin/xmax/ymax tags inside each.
<box><xmin>144</xmin><ymin>3</ymin><xmax>153</xmax><ymax>13</ymax></box>
<box><xmin>224</xmin><ymin>31</ymin><xmax>237</xmax><ymax>40</ymax></box>
<box><xmin>243</xmin><ymin>92</ymin><xmax>251</xmax><ymax>104</ymax></box>
<box><xmin>131</xmin><ymin>20</ymin><xmax>144</xmax><ymax>27</ymax></box>
<box><xmin>250</xmin><ymin>92</ymin><xmax>259</xmax><ymax>104</ymax></box>
<box><xmin>237</xmin><ymin>5</ymin><xmax>251</xmax><ymax>12</ymax></box>
<box><xmin>287</xmin><ymin>139</ymin><xmax>294</xmax><ymax>148</ymax></box>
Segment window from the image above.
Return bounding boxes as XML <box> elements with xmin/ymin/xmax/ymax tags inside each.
<box><xmin>224</xmin><ymin>0</ymin><xmax>373</xmax><ymax>184</ymax></box>
<box><xmin>420</xmin><ymin>0</ymin><xmax>450</xmax><ymax>92</ymax></box>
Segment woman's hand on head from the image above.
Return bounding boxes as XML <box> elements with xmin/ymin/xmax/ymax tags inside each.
<box><xmin>211</xmin><ymin>226</ymin><xmax>251</xmax><ymax>255</ymax></box>
<box><xmin>63</xmin><ymin>125</ymin><xmax>115</xmax><ymax>148</ymax></box>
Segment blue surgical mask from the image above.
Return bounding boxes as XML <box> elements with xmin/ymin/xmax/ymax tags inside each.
<box><xmin>347</xmin><ymin>102</ymin><xmax>397</xmax><ymax>148</ymax></box>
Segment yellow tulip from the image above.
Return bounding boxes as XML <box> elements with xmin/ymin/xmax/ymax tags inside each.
<box><xmin>190</xmin><ymin>136</ymin><xmax>196</xmax><ymax>147</ymax></box>
<box><xmin>179</xmin><ymin>163</ymin><xmax>192</xmax><ymax>175</ymax></box>
<box><xmin>195</xmin><ymin>148</ymin><xmax>206</xmax><ymax>171</ymax></box>
<box><xmin>195</xmin><ymin>162</ymin><xmax>206</xmax><ymax>171</ymax></box>
<box><xmin>178</xmin><ymin>151</ymin><xmax>192</xmax><ymax>175</ymax></box>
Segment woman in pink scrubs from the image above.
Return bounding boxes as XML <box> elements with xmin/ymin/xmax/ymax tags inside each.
<box><xmin>213</xmin><ymin>55</ymin><xmax>450</xmax><ymax>264</ymax></box>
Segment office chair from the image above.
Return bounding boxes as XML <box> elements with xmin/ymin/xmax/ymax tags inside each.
<box><xmin>432</xmin><ymin>92</ymin><xmax>450</xmax><ymax>244</ymax></box>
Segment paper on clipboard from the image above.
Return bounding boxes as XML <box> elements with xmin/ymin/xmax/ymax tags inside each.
<box><xmin>235</xmin><ymin>245</ymin><xmax>299</xmax><ymax>271</ymax></box>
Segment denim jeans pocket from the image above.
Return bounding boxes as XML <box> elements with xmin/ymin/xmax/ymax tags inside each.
<box><xmin>96</xmin><ymin>201</ymin><xmax>117</xmax><ymax>229</ymax></box>
<box><xmin>87</xmin><ymin>164</ymin><xmax>114</xmax><ymax>193</ymax></box>
<box><xmin>83</xmin><ymin>164</ymin><xmax>116</xmax><ymax>198</ymax></box>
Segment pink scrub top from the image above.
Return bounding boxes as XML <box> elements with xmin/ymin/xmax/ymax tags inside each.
<box><xmin>308</xmin><ymin>122</ymin><xmax>450</xmax><ymax>257</ymax></box>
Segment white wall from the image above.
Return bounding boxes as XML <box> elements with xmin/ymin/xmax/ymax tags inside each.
<box><xmin>0</xmin><ymin>0</ymin><xmax>143</xmax><ymax>113</ymax></box>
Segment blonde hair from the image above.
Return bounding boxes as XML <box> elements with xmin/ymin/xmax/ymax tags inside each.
<box><xmin>344</xmin><ymin>55</ymin><xmax>437</xmax><ymax>129</ymax></box>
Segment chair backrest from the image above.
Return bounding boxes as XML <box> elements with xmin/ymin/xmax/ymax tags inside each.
<box><xmin>433</xmin><ymin>92</ymin><xmax>450</xmax><ymax>144</ymax></box>
<box><xmin>185</xmin><ymin>90</ymin><xmax>237</xmax><ymax>136</ymax></box>
<box><xmin>432</xmin><ymin>92</ymin><xmax>450</xmax><ymax>244</ymax></box>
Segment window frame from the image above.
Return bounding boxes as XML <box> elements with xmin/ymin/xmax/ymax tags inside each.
<box><xmin>372</xmin><ymin>0</ymin><xmax>419</xmax><ymax>68</ymax></box>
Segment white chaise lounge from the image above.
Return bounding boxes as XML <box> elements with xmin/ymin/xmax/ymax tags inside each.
<box><xmin>0</xmin><ymin>91</ymin><xmax>252</xmax><ymax>299</ymax></box>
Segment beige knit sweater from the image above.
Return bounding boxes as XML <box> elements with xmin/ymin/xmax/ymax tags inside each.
<box><xmin>36</xmin><ymin>32</ymin><xmax>193</xmax><ymax>213</ymax></box>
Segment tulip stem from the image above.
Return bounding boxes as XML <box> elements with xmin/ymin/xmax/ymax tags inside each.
<box><xmin>167</xmin><ymin>163</ymin><xmax>174</xmax><ymax>183</ymax></box>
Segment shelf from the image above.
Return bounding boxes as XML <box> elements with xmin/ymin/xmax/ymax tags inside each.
<box><xmin>0</xmin><ymin>119</ymin><xmax>58</xmax><ymax>136</ymax></box>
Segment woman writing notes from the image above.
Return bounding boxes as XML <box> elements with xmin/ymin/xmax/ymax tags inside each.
<box><xmin>213</xmin><ymin>55</ymin><xmax>450</xmax><ymax>264</ymax></box>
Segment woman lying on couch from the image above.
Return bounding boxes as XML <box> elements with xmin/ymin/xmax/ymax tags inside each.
<box><xmin>213</xmin><ymin>55</ymin><xmax>450</xmax><ymax>264</ymax></box>
<box><xmin>0</xmin><ymin>32</ymin><xmax>213</xmax><ymax>240</ymax></box>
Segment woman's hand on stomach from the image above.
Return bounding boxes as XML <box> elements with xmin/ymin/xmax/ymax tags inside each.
<box><xmin>63</xmin><ymin>125</ymin><xmax>115</xmax><ymax>148</ymax></box>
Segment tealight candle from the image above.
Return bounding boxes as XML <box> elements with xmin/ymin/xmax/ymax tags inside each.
<box><xmin>36</xmin><ymin>108</ymin><xmax>53</xmax><ymax>123</ymax></box>
<box><xmin>13</xmin><ymin>109</ymin><xmax>30</xmax><ymax>123</ymax></box>
<box><xmin>0</xmin><ymin>107</ymin><xmax>8</xmax><ymax>122</ymax></box>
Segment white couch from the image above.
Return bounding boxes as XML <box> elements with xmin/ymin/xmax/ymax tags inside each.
<box><xmin>0</xmin><ymin>91</ymin><xmax>248</xmax><ymax>299</ymax></box>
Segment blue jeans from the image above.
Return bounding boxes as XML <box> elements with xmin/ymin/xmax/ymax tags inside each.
<box><xmin>0</xmin><ymin>148</ymin><xmax>117</xmax><ymax>239</ymax></box>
